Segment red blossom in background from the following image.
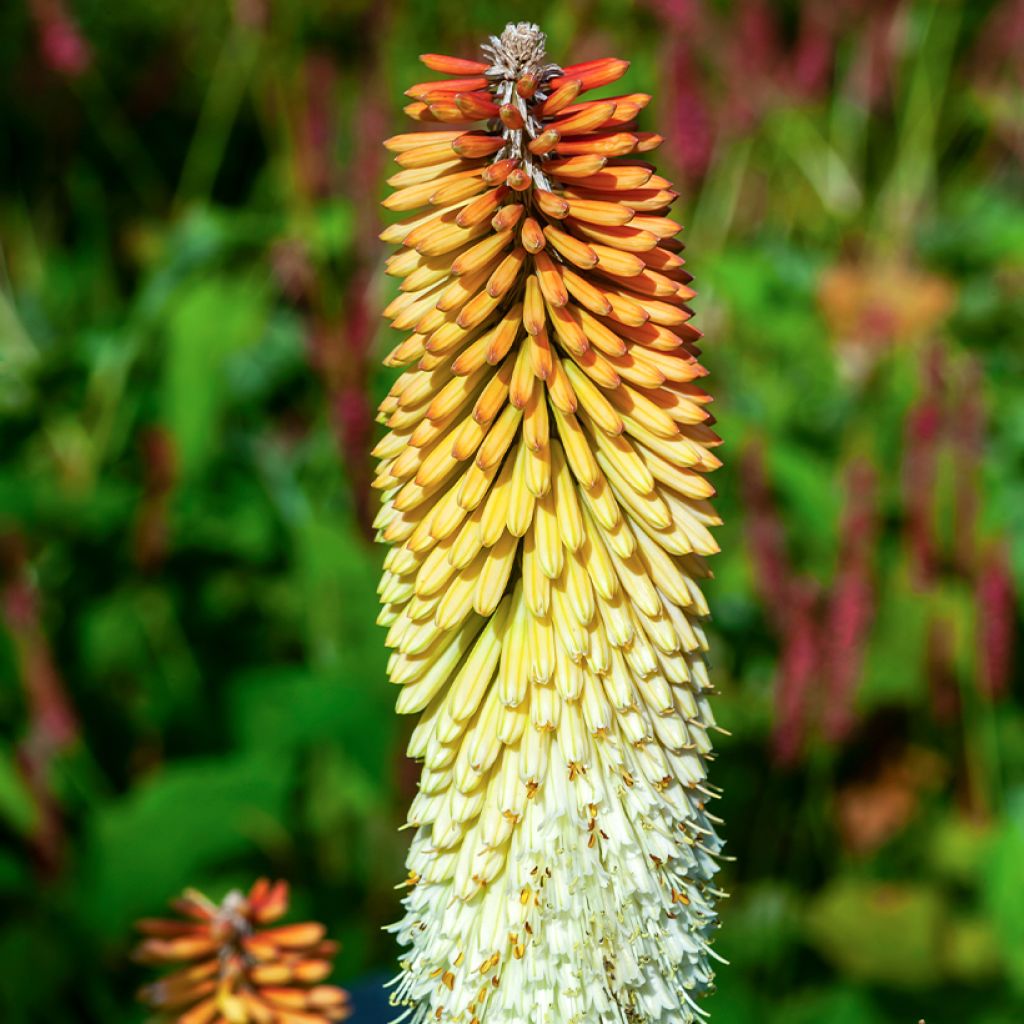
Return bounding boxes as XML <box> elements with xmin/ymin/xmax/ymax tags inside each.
<box><xmin>742</xmin><ymin>446</ymin><xmax>880</xmax><ymax>761</ymax></box>
<box><xmin>970</xmin><ymin>0</ymin><xmax>1024</xmax><ymax>158</ymax></box>
<box><xmin>926</xmin><ymin>614</ymin><xmax>960</xmax><ymax>723</ymax></box>
<box><xmin>29</xmin><ymin>0</ymin><xmax>91</xmax><ymax>78</ymax></box>
<box><xmin>740</xmin><ymin>443</ymin><xmax>808</xmax><ymax>759</ymax></box>
<box><xmin>749</xmin><ymin>330</ymin><xmax>1016</xmax><ymax>752</ymax></box>
<box><xmin>725</xmin><ymin>0</ymin><xmax>782</xmax><ymax>130</ymax></box>
<box><xmin>1</xmin><ymin>533</ymin><xmax>78</xmax><ymax>874</ymax></box>
<box><xmin>823</xmin><ymin>460</ymin><xmax>878</xmax><ymax>742</ymax></box>
<box><xmin>976</xmin><ymin>543</ymin><xmax>1016</xmax><ymax>700</ymax></box>
<box><xmin>740</xmin><ymin>444</ymin><xmax>792</xmax><ymax>630</ymax></box>
<box><xmin>774</xmin><ymin>579</ymin><xmax>823</xmax><ymax>764</ymax></box>
<box><xmin>232</xmin><ymin>0</ymin><xmax>269</xmax><ymax>31</ymax></box>
<box><xmin>270</xmin><ymin>26</ymin><xmax>391</xmax><ymax>537</ymax></box>
<box><xmin>791</xmin><ymin>4</ymin><xmax>837</xmax><ymax>99</ymax></box>
<box><xmin>903</xmin><ymin>344</ymin><xmax>946</xmax><ymax>587</ymax></box>
<box><xmin>334</xmin><ymin>68</ymin><xmax>390</xmax><ymax>535</ymax></box>
<box><xmin>133</xmin><ymin>426</ymin><xmax>178</xmax><ymax>572</ymax></box>
<box><xmin>296</xmin><ymin>54</ymin><xmax>341</xmax><ymax>201</ymax></box>
<box><xmin>952</xmin><ymin>356</ymin><xmax>984</xmax><ymax>573</ymax></box>
<box><xmin>899</xmin><ymin>344</ymin><xmax>1015</xmax><ymax>709</ymax></box>
<box><xmin>664</xmin><ymin>40</ymin><xmax>717</xmax><ymax>181</ymax></box>
<box><xmin>848</xmin><ymin>1</ymin><xmax>902</xmax><ymax>108</ymax></box>
<box><xmin>270</xmin><ymin>238</ymin><xmax>318</xmax><ymax>305</ymax></box>
<box><xmin>646</xmin><ymin>0</ymin><xmax>919</xmax><ymax>191</ymax></box>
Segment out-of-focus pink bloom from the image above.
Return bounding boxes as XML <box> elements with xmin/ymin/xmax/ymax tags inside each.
<box><xmin>952</xmin><ymin>357</ymin><xmax>984</xmax><ymax>572</ymax></box>
<box><xmin>848</xmin><ymin>2</ymin><xmax>901</xmax><ymax>109</ymax></box>
<box><xmin>740</xmin><ymin>445</ymin><xmax>825</xmax><ymax>762</ymax></box>
<box><xmin>332</xmin><ymin>80</ymin><xmax>388</xmax><ymax>535</ymax></box>
<box><xmin>30</xmin><ymin>0</ymin><xmax>91</xmax><ymax>78</ymax></box>
<box><xmin>792</xmin><ymin>5</ymin><xmax>836</xmax><ymax>99</ymax></box>
<box><xmin>644</xmin><ymin>0</ymin><xmax>719</xmax><ymax>185</ymax></box>
<box><xmin>334</xmin><ymin>386</ymin><xmax>373</xmax><ymax>527</ymax></box>
<box><xmin>972</xmin><ymin>0</ymin><xmax>1024</xmax><ymax>85</ymax></box>
<box><xmin>305</xmin><ymin>293</ymin><xmax>375</xmax><ymax>534</ymax></box>
<box><xmin>348</xmin><ymin>75</ymin><xmax>388</xmax><ymax>261</ymax></box>
<box><xmin>279</xmin><ymin>42</ymin><xmax>387</xmax><ymax>536</ymax></box>
<box><xmin>926</xmin><ymin>615</ymin><xmax>960</xmax><ymax>723</ymax></box>
<box><xmin>133</xmin><ymin>427</ymin><xmax>178</xmax><ymax>572</ymax></box>
<box><xmin>735</xmin><ymin>0</ymin><xmax>779</xmax><ymax>75</ymax></box>
<box><xmin>976</xmin><ymin>543</ymin><xmax>1016</xmax><ymax>700</ymax></box>
<box><xmin>774</xmin><ymin>580</ymin><xmax>821</xmax><ymax>764</ymax></box>
<box><xmin>665</xmin><ymin>42</ymin><xmax>716</xmax><ymax>182</ymax></box>
<box><xmin>296</xmin><ymin>53</ymin><xmax>339</xmax><ymax>200</ymax></box>
<box><xmin>269</xmin><ymin>238</ymin><xmax>316</xmax><ymax>304</ymax></box>
<box><xmin>335</xmin><ymin>276</ymin><xmax>374</xmax><ymax>405</ymax></box>
<box><xmin>646</xmin><ymin>0</ymin><xmax>703</xmax><ymax>31</ymax></box>
<box><xmin>335</xmin><ymin>387</ymin><xmax>372</xmax><ymax>460</ymax></box>
<box><xmin>1</xmin><ymin>534</ymin><xmax>78</xmax><ymax>874</ymax></box>
<box><xmin>823</xmin><ymin>460</ymin><xmax>878</xmax><ymax>742</ymax></box>
<box><xmin>740</xmin><ymin>444</ymin><xmax>793</xmax><ymax>631</ymax></box>
<box><xmin>649</xmin><ymin>0</ymin><xmax>844</xmax><ymax>169</ymax></box>
<box><xmin>970</xmin><ymin>0</ymin><xmax>1024</xmax><ymax>157</ymax></box>
<box><xmin>725</xmin><ymin>0</ymin><xmax>781</xmax><ymax>129</ymax></box>
<box><xmin>1</xmin><ymin>542</ymin><xmax>77</xmax><ymax>753</ymax></box>
<box><xmin>232</xmin><ymin>0</ymin><xmax>269</xmax><ymax>30</ymax></box>
<box><xmin>903</xmin><ymin>345</ymin><xmax>946</xmax><ymax>587</ymax></box>
<box><xmin>340</xmin><ymin>268</ymin><xmax>373</xmax><ymax>365</ymax></box>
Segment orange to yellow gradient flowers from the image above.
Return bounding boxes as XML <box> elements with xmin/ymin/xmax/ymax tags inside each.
<box><xmin>133</xmin><ymin>879</ymin><xmax>351</xmax><ymax>1023</ymax></box>
<box><xmin>375</xmin><ymin>22</ymin><xmax>724</xmax><ymax>1024</ymax></box>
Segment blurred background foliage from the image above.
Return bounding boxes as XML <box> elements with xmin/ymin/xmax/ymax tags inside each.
<box><xmin>1</xmin><ymin>0</ymin><xmax>1022</xmax><ymax>1020</ymax></box>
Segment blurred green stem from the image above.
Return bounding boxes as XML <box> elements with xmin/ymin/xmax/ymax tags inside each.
<box><xmin>71</xmin><ymin>72</ymin><xmax>164</xmax><ymax>209</ymax></box>
<box><xmin>176</xmin><ymin>25</ymin><xmax>262</xmax><ymax>208</ymax></box>
<box><xmin>689</xmin><ymin>138</ymin><xmax>753</xmax><ymax>258</ymax></box>
<box><xmin>870</xmin><ymin>1</ymin><xmax>962</xmax><ymax>255</ymax></box>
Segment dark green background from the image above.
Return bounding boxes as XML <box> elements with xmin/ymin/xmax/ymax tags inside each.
<box><xmin>1</xmin><ymin>0</ymin><xmax>1022</xmax><ymax>1021</ymax></box>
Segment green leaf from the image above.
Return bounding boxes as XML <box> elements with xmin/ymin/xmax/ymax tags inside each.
<box><xmin>161</xmin><ymin>275</ymin><xmax>268</xmax><ymax>478</ymax></box>
<box><xmin>303</xmin><ymin>742</ymin><xmax>383</xmax><ymax>884</ymax></box>
<box><xmin>804</xmin><ymin>878</ymin><xmax>946</xmax><ymax>988</ymax></box>
<box><xmin>768</xmin><ymin>443</ymin><xmax>842</xmax><ymax>575</ymax></box>
<box><xmin>293</xmin><ymin>515</ymin><xmax>386</xmax><ymax>676</ymax></box>
<box><xmin>228</xmin><ymin>660</ymin><xmax>393</xmax><ymax>783</ymax></box>
<box><xmin>83</xmin><ymin>752</ymin><xmax>292</xmax><ymax>939</ymax></box>
<box><xmin>982</xmin><ymin>789</ymin><xmax>1024</xmax><ymax>994</ymax></box>
<box><xmin>0</xmin><ymin>289</ymin><xmax>39</xmax><ymax>414</ymax></box>
<box><xmin>0</xmin><ymin>918</ymin><xmax>75</xmax><ymax>1021</ymax></box>
<box><xmin>942</xmin><ymin>916</ymin><xmax>1001</xmax><ymax>982</ymax></box>
<box><xmin>928</xmin><ymin>812</ymin><xmax>994</xmax><ymax>886</ymax></box>
<box><xmin>307</xmin><ymin>199</ymin><xmax>355</xmax><ymax>261</ymax></box>
<box><xmin>704</xmin><ymin>975</ymin><xmax>761</xmax><ymax>1024</ymax></box>
<box><xmin>858</xmin><ymin>560</ymin><xmax>930</xmax><ymax>708</ymax></box>
<box><xmin>772</xmin><ymin>986</ymin><xmax>886</xmax><ymax>1024</ymax></box>
<box><xmin>717</xmin><ymin>881</ymin><xmax>804</xmax><ymax>973</ymax></box>
<box><xmin>0</xmin><ymin>746</ymin><xmax>37</xmax><ymax>837</ymax></box>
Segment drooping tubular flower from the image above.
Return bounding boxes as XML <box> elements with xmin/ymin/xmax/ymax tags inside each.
<box><xmin>375</xmin><ymin>22</ymin><xmax>724</xmax><ymax>1024</ymax></box>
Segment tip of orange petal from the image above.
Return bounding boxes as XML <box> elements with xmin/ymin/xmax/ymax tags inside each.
<box><xmin>261</xmin><ymin>921</ymin><xmax>328</xmax><ymax>948</ymax></box>
<box><xmin>419</xmin><ymin>53</ymin><xmax>490</xmax><ymax>75</ymax></box>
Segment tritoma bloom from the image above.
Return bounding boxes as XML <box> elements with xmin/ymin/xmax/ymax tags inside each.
<box><xmin>375</xmin><ymin>21</ymin><xmax>724</xmax><ymax>1024</ymax></box>
<box><xmin>133</xmin><ymin>879</ymin><xmax>351</xmax><ymax>1023</ymax></box>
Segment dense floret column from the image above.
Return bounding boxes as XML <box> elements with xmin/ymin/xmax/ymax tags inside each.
<box><xmin>374</xmin><ymin>22</ymin><xmax>725</xmax><ymax>1024</ymax></box>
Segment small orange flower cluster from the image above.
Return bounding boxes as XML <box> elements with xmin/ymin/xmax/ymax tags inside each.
<box><xmin>134</xmin><ymin>879</ymin><xmax>351</xmax><ymax>1024</ymax></box>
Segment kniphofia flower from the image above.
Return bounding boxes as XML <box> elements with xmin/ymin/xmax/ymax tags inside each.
<box><xmin>133</xmin><ymin>879</ymin><xmax>351</xmax><ymax>1023</ymax></box>
<box><xmin>375</xmin><ymin>23</ymin><xmax>723</xmax><ymax>1023</ymax></box>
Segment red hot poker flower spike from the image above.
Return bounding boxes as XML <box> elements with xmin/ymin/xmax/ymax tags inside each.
<box><xmin>377</xmin><ymin>21</ymin><xmax>724</xmax><ymax>1024</ymax></box>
